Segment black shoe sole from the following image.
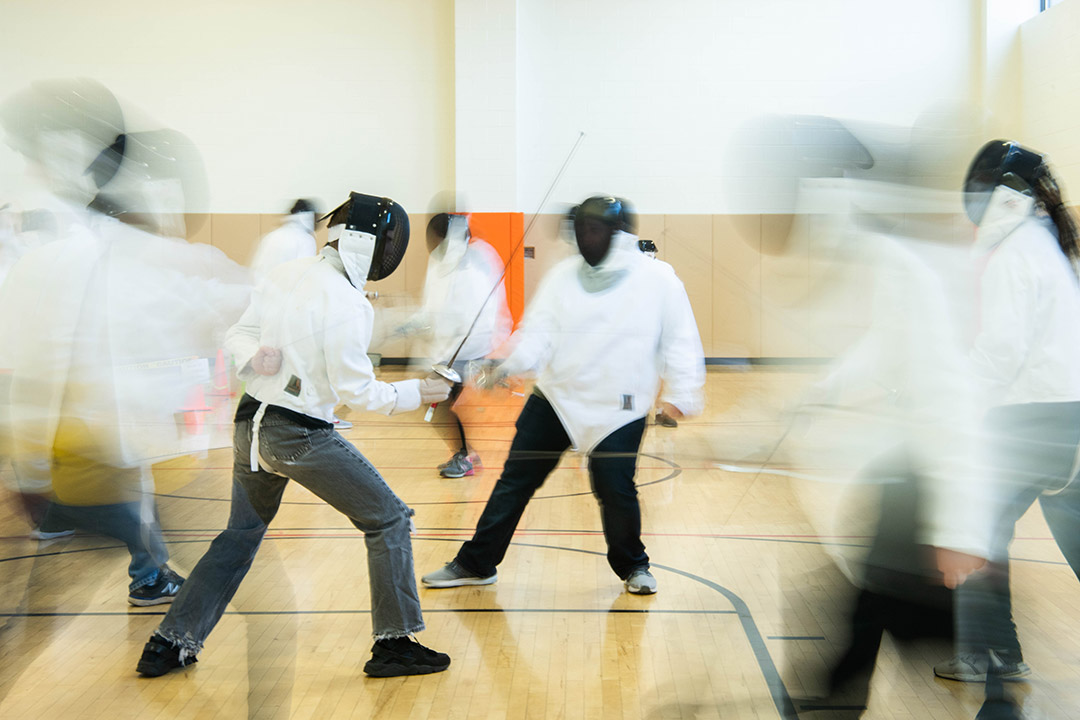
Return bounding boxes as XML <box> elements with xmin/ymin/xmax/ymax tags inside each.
<box><xmin>363</xmin><ymin>661</ymin><xmax>450</xmax><ymax>677</ymax></box>
<box><xmin>136</xmin><ymin>657</ymin><xmax>195</xmax><ymax>678</ymax></box>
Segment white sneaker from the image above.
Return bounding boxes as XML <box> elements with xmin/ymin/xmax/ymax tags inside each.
<box><xmin>624</xmin><ymin>568</ymin><xmax>657</xmax><ymax>595</ymax></box>
<box><xmin>333</xmin><ymin>416</ymin><xmax>353</xmax><ymax>430</ymax></box>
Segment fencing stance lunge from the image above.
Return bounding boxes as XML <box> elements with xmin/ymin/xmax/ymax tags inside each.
<box><xmin>422</xmin><ymin>196</ymin><xmax>705</xmax><ymax>595</ymax></box>
<box><xmin>137</xmin><ymin>193</ymin><xmax>454</xmax><ymax>678</ymax></box>
<box><xmin>400</xmin><ymin>213</ymin><xmax>512</xmax><ymax>477</ymax></box>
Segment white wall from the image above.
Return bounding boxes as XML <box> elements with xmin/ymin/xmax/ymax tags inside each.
<box><xmin>1019</xmin><ymin>1</ymin><xmax>1080</xmax><ymax>196</ymax></box>
<box><xmin>516</xmin><ymin>0</ymin><xmax>978</xmax><ymax>214</ymax></box>
<box><xmin>0</xmin><ymin>0</ymin><xmax>455</xmax><ymax>214</ymax></box>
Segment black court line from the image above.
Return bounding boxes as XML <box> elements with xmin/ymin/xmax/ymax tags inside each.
<box><xmin>0</xmin><ymin>608</ymin><xmax>739</xmax><ymax>619</ymax></box>
<box><xmin>419</xmin><ymin>537</ymin><xmax>799</xmax><ymax>720</ymax></box>
<box><xmin>767</xmin><ymin>636</ymin><xmax>826</xmax><ymax>641</ymax></box>
<box><xmin>150</xmin><ymin>452</ymin><xmax>680</xmax><ymax>507</ymax></box>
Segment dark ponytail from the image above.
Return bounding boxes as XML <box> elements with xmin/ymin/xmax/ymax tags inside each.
<box><xmin>1033</xmin><ymin>165</ymin><xmax>1079</xmax><ymax>270</ymax></box>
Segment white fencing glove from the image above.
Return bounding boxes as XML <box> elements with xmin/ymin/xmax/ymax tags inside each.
<box><xmin>418</xmin><ymin>373</ymin><xmax>452</xmax><ymax>404</ymax></box>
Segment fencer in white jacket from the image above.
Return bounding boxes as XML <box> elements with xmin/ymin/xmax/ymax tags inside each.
<box><xmin>422</xmin><ymin>196</ymin><xmax>705</xmax><ymax>595</ymax></box>
<box><xmin>139</xmin><ymin>192</ymin><xmax>453</xmax><ymax>679</ymax></box>
<box><xmin>404</xmin><ymin>214</ymin><xmax>512</xmax><ymax>477</ymax></box>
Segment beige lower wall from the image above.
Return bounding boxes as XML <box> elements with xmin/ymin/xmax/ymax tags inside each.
<box><xmin>186</xmin><ymin>212</ymin><xmax>975</xmax><ymax>359</ymax></box>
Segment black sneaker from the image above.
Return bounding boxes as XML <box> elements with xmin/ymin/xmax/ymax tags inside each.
<box><xmin>128</xmin><ymin>567</ymin><xmax>185</xmax><ymax>607</ymax></box>
<box><xmin>363</xmin><ymin>636</ymin><xmax>451</xmax><ymax>677</ymax></box>
<box><xmin>136</xmin><ymin>635</ymin><xmax>197</xmax><ymax>677</ymax></box>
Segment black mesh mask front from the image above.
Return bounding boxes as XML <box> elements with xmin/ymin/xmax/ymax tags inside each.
<box><xmin>323</xmin><ymin>192</ymin><xmax>410</xmax><ymax>281</ymax></box>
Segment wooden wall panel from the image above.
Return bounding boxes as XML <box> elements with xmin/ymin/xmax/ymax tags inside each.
<box><xmin>760</xmin><ymin>213</ymin><xmax>811</xmax><ymax>357</ymax></box>
<box><xmin>209</xmin><ymin>213</ymin><xmax>261</xmax><ymax>266</ymax></box>
<box><xmin>711</xmin><ymin>215</ymin><xmax>761</xmax><ymax>358</ymax></box>
<box><xmin>663</xmin><ymin>214</ymin><xmax>713</xmax><ymax>355</ymax></box>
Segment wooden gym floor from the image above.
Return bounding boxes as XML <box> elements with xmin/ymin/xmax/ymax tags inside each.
<box><xmin>1</xmin><ymin>367</ymin><xmax>1078</xmax><ymax>719</ymax></box>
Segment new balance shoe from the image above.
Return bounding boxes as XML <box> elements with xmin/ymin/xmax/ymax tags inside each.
<box><xmin>128</xmin><ymin>567</ymin><xmax>185</xmax><ymax>607</ymax></box>
<box><xmin>624</xmin><ymin>568</ymin><xmax>658</xmax><ymax>595</ymax></box>
<box><xmin>421</xmin><ymin>560</ymin><xmax>496</xmax><ymax>588</ymax></box>
<box><xmin>136</xmin><ymin>634</ymin><xmax>197</xmax><ymax>677</ymax></box>
<box><xmin>934</xmin><ymin>652</ymin><xmax>1031</xmax><ymax>683</ymax></box>
<box><xmin>363</xmin><ymin>636</ymin><xmax>450</xmax><ymax>677</ymax></box>
<box><xmin>440</xmin><ymin>453</ymin><xmax>474</xmax><ymax>478</ymax></box>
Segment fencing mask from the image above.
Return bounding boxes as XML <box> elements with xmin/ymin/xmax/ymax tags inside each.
<box><xmin>570</xmin><ymin>196</ymin><xmax>636</xmax><ymax>267</ymax></box>
<box><xmin>323</xmin><ymin>192</ymin><xmax>410</xmax><ymax>287</ymax></box>
<box><xmin>963</xmin><ymin>140</ymin><xmax>1045</xmax><ymax>226</ymax></box>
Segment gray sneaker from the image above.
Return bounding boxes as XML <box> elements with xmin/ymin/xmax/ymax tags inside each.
<box><xmin>624</xmin><ymin>568</ymin><xmax>658</xmax><ymax>595</ymax></box>
<box><xmin>440</xmin><ymin>453</ymin><xmax>474</xmax><ymax>478</ymax></box>
<box><xmin>933</xmin><ymin>652</ymin><xmax>1031</xmax><ymax>683</ymax></box>
<box><xmin>422</xmin><ymin>560</ymin><xmax>496</xmax><ymax>588</ymax></box>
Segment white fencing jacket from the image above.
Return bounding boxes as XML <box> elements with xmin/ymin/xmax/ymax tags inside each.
<box><xmin>971</xmin><ymin>208</ymin><xmax>1080</xmax><ymax>407</ymax></box>
<box><xmin>226</xmin><ymin>246</ymin><xmax>422</xmax><ymax>429</ymax></box>
<box><xmin>500</xmin><ymin>232</ymin><xmax>705</xmax><ymax>452</ymax></box>
<box><xmin>250</xmin><ymin>214</ymin><xmax>317</xmax><ymax>284</ymax></box>
<box><xmin>413</xmin><ymin>238</ymin><xmax>512</xmax><ymax>363</ymax></box>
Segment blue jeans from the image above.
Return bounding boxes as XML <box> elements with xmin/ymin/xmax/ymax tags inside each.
<box><xmin>155</xmin><ymin>413</ymin><xmax>425</xmax><ymax>656</ymax></box>
<box><xmin>455</xmin><ymin>393</ymin><xmax>649</xmax><ymax>579</ymax></box>
<box><xmin>39</xmin><ymin>499</ymin><xmax>169</xmax><ymax>590</ymax></box>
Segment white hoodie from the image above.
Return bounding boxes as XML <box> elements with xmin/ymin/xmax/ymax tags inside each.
<box><xmin>500</xmin><ymin>231</ymin><xmax>705</xmax><ymax>452</ymax></box>
<box><xmin>414</xmin><ymin>237</ymin><xmax>512</xmax><ymax>363</ymax></box>
<box><xmin>970</xmin><ymin>187</ymin><xmax>1080</xmax><ymax>406</ymax></box>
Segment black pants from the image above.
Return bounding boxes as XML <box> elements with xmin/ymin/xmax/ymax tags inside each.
<box><xmin>456</xmin><ymin>393</ymin><xmax>649</xmax><ymax>579</ymax></box>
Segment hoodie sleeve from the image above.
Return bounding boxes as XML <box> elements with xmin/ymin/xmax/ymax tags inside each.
<box><xmin>657</xmin><ymin>270</ymin><xmax>706</xmax><ymax>416</ymax></box>
<box><xmin>224</xmin><ymin>291</ymin><xmax>263</xmax><ymax>382</ymax></box>
<box><xmin>498</xmin><ymin>264</ymin><xmax>562</xmax><ymax>377</ymax></box>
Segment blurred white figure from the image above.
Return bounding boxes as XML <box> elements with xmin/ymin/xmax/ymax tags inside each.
<box><xmin>0</xmin><ymin>79</ymin><xmax>250</xmax><ymax>604</ymax></box>
<box><xmin>402</xmin><ymin>213</ymin><xmax>512</xmax><ymax>477</ymax></box>
<box><xmin>251</xmin><ymin>199</ymin><xmax>318</xmax><ymax>285</ymax></box>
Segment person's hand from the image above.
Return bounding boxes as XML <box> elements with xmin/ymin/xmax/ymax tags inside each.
<box><xmin>658</xmin><ymin>402</ymin><xmax>684</xmax><ymax>420</ymax></box>
<box><xmin>467</xmin><ymin>359</ymin><xmax>508</xmax><ymax>390</ymax></box>
<box><xmin>250</xmin><ymin>346</ymin><xmax>282</xmax><ymax>376</ymax></box>
<box><xmin>419</xmin><ymin>373</ymin><xmax>452</xmax><ymax>404</ymax></box>
<box><xmin>934</xmin><ymin>547</ymin><xmax>987</xmax><ymax>589</ymax></box>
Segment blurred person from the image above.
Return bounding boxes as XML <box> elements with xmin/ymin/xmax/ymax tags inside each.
<box><xmin>726</xmin><ymin>115</ymin><xmax>994</xmax><ymax>715</ymax></box>
<box><xmin>399</xmin><ymin>212</ymin><xmax>511</xmax><ymax>477</ymax></box>
<box><xmin>0</xmin><ymin>79</ymin><xmax>250</xmax><ymax>604</ymax></box>
<box><xmin>250</xmin><ymin>199</ymin><xmax>319</xmax><ymax>284</ymax></box>
<box><xmin>421</xmin><ymin>196</ymin><xmax>705</xmax><ymax>595</ymax></box>
<box><xmin>933</xmin><ymin>141</ymin><xmax>1080</xmax><ymax>686</ymax></box>
<box><xmin>137</xmin><ymin>192</ymin><xmax>453</xmax><ymax>679</ymax></box>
